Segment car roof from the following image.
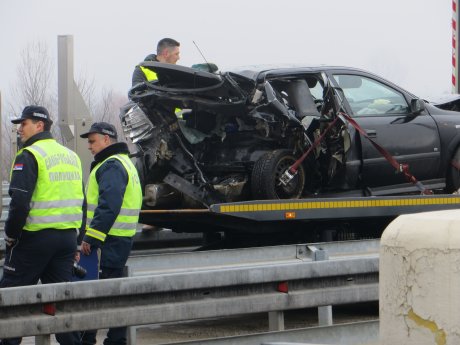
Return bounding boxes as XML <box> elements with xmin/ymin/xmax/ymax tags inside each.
<box><xmin>225</xmin><ymin>64</ymin><xmax>419</xmax><ymax>100</ymax></box>
<box><xmin>225</xmin><ymin>64</ymin><xmax>369</xmax><ymax>81</ymax></box>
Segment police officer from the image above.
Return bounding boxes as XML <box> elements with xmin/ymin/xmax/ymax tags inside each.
<box><xmin>131</xmin><ymin>37</ymin><xmax>180</xmax><ymax>86</ymax></box>
<box><xmin>79</xmin><ymin>122</ymin><xmax>142</xmax><ymax>345</ymax></box>
<box><xmin>0</xmin><ymin>105</ymin><xmax>84</xmax><ymax>345</ymax></box>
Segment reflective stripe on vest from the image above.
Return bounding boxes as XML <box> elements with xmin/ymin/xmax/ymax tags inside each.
<box><xmin>139</xmin><ymin>65</ymin><xmax>158</xmax><ymax>81</ymax></box>
<box><xmin>86</xmin><ymin>154</ymin><xmax>142</xmax><ymax>239</ymax></box>
<box><xmin>18</xmin><ymin>139</ymin><xmax>84</xmax><ymax>231</ymax></box>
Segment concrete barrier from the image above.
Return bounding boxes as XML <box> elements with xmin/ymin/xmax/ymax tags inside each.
<box><xmin>380</xmin><ymin>209</ymin><xmax>460</xmax><ymax>345</ymax></box>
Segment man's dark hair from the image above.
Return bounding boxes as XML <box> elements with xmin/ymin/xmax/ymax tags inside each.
<box><xmin>157</xmin><ymin>38</ymin><xmax>180</xmax><ymax>55</ymax></box>
<box><xmin>31</xmin><ymin>119</ymin><xmax>52</xmax><ymax>131</ymax></box>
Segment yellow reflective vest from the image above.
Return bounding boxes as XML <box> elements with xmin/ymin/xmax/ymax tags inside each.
<box><xmin>139</xmin><ymin>65</ymin><xmax>183</xmax><ymax>118</ymax></box>
<box><xmin>85</xmin><ymin>154</ymin><xmax>142</xmax><ymax>242</ymax></box>
<box><xmin>16</xmin><ymin>139</ymin><xmax>84</xmax><ymax>231</ymax></box>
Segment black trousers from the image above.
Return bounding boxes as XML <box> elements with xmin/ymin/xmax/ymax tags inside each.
<box><xmin>0</xmin><ymin>229</ymin><xmax>80</xmax><ymax>345</ymax></box>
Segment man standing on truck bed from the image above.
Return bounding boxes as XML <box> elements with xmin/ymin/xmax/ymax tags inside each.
<box><xmin>131</xmin><ymin>37</ymin><xmax>181</xmax><ymax>232</ymax></box>
<box><xmin>132</xmin><ymin>37</ymin><xmax>180</xmax><ymax>86</ymax></box>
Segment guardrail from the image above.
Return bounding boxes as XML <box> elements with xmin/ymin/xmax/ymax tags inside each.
<box><xmin>0</xmin><ymin>240</ymin><xmax>379</xmax><ymax>341</ymax></box>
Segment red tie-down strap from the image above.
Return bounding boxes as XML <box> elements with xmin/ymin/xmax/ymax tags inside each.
<box><xmin>286</xmin><ymin>112</ymin><xmax>432</xmax><ymax>195</ymax></box>
<box><xmin>451</xmin><ymin>159</ymin><xmax>460</xmax><ymax>172</ymax></box>
<box><xmin>339</xmin><ymin>112</ymin><xmax>432</xmax><ymax>195</ymax></box>
<box><xmin>288</xmin><ymin>116</ymin><xmax>340</xmax><ymax>173</ymax></box>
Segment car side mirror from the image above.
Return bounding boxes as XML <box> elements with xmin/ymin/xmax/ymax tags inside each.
<box><xmin>410</xmin><ymin>98</ymin><xmax>425</xmax><ymax>116</ymax></box>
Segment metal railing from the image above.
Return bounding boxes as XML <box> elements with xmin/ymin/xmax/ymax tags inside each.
<box><xmin>0</xmin><ymin>240</ymin><xmax>379</xmax><ymax>340</ymax></box>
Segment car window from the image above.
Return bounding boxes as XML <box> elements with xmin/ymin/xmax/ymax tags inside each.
<box><xmin>307</xmin><ymin>78</ymin><xmax>323</xmax><ymax>100</ymax></box>
<box><xmin>332</xmin><ymin>74</ymin><xmax>409</xmax><ymax>116</ymax></box>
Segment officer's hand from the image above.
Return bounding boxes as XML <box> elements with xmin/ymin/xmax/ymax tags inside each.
<box><xmin>75</xmin><ymin>251</ymin><xmax>81</xmax><ymax>263</ymax></box>
<box><xmin>81</xmin><ymin>241</ymin><xmax>91</xmax><ymax>255</ymax></box>
<box><xmin>5</xmin><ymin>237</ymin><xmax>17</xmax><ymax>247</ymax></box>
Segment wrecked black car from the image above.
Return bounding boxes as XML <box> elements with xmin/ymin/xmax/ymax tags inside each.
<box><xmin>121</xmin><ymin>62</ymin><xmax>460</xmax><ymax>209</ymax></box>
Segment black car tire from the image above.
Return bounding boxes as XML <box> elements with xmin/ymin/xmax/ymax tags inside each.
<box><xmin>448</xmin><ymin>147</ymin><xmax>460</xmax><ymax>193</ymax></box>
<box><xmin>251</xmin><ymin>149</ymin><xmax>305</xmax><ymax>200</ymax></box>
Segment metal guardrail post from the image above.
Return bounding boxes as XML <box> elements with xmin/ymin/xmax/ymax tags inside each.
<box><xmin>36</xmin><ymin>335</ymin><xmax>51</xmax><ymax>345</ymax></box>
<box><xmin>125</xmin><ymin>265</ymin><xmax>137</xmax><ymax>345</ymax></box>
<box><xmin>268</xmin><ymin>311</ymin><xmax>285</xmax><ymax>332</ymax></box>
<box><xmin>308</xmin><ymin>245</ymin><xmax>332</xmax><ymax>326</ymax></box>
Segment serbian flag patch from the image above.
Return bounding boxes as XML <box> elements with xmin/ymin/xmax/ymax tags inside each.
<box><xmin>13</xmin><ymin>163</ymin><xmax>24</xmax><ymax>171</ymax></box>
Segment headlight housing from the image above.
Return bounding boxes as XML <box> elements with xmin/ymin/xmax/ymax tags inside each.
<box><xmin>120</xmin><ymin>104</ymin><xmax>155</xmax><ymax>144</ymax></box>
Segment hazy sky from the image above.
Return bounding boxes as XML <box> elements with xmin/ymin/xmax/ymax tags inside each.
<box><xmin>0</xmin><ymin>0</ymin><xmax>453</xmax><ymax>110</ymax></box>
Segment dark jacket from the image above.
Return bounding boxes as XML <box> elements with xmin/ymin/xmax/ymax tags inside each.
<box><xmin>131</xmin><ymin>54</ymin><xmax>158</xmax><ymax>86</ymax></box>
<box><xmin>5</xmin><ymin>132</ymin><xmax>85</xmax><ymax>239</ymax></box>
<box><xmin>82</xmin><ymin>142</ymin><xmax>131</xmax><ymax>248</ymax></box>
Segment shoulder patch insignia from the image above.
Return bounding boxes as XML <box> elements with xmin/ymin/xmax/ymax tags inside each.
<box><xmin>13</xmin><ymin>163</ymin><xmax>24</xmax><ymax>171</ymax></box>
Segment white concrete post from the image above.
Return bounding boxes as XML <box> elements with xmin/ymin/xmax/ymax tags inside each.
<box><xmin>380</xmin><ymin>209</ymin><xmax>460</xmax><ymax>345</ymax></box>
<box><xmin>268</xmin><ymin>311</ymin><xmax>285</xmax><ymax>331</ymax></box>
<box><xmin>35</xmin><ymin>335</ymin><xmax>51</xmax><ymax>345</ymax></box>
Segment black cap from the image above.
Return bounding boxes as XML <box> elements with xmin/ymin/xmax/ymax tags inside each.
<box><xmin>11</xmin><ymin>105</ymin><xmax>53</xmax><ymax>124</ymax></box>
<box><xmin>80</xmin><ymin>122</ymin><xmax>118</xmax><ymax>139</ymax></box>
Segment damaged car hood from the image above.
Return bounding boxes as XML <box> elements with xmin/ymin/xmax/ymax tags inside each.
<box><xmin>129</xmin><ymin>61</ymin><xmax>253</xmax><ymax>115</ymax></box>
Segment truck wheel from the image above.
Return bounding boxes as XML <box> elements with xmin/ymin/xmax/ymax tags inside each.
<box><xmin>251</xmin><ymin>149</ymin><xmax>305</xmax><ymax>200</ymax></box>
<box><xmin>448</xmin><ymin>147</ymin><xmax>460</xmax><ymax>193</ymax></box>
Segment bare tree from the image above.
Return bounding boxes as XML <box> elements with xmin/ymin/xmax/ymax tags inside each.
<box><xmin>93</xmin><ymin>88</ymin><xmax>128</xmax><ymax>141</ymax></box>
<box><xmin>96</xmin><ymin>88</ymin><xmax>114</xmax><ymax>122</ymax></box>
<box><xmin>76</xmin><ymin>75</ymin><xmax>128</xmax><ymax>140</ymax></box>
<box><xmin>9</xmin><ymin>41</ymin><xmax>55</xmax><ymax>115</ymax></box>
<box><xmin>76</xmin><ymin>71</ymin><xmax>97</xmax><ymax>115</ymax></box>
<box><xmin>2</xmin><ymin>40</ymin><xmax>129</xmax><ymax>181</ymax></box>
<box><xmin>0</xmin><ymin>108</ymin><xmax>17</xmax><ymax>182</ymax></box>
<box><xmin>2</xmin><ymin>41</ymin><xmax>56</xmax><ymax>181</ymax></box>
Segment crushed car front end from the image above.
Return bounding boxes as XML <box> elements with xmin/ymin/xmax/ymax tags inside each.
<box><xmin>121</xmin><ymin>63</ymin><xmax>349</xmax><ymax>208</ymax></box>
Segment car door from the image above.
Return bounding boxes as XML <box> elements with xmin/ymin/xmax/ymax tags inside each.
<box><xmin>330</xmin><ymin>72</ymin><xmax>441</xmax><ymax>187</ymax></box>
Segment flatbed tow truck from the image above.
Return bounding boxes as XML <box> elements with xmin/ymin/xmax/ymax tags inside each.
<box><xmin>126</xmin><ymin>64</ymin><xmax>460</xmax><ymax>247</ymax></box>
<box><xmin>139</xmin><ymin>191</ymin><xmax>460</xmax><ymax>246</ymax></box>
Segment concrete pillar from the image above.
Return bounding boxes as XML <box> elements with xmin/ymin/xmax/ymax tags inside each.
<box><xmin>380</xmin><ymin>209</ymin><xmax>460</xmax><ymax>345</ymax></box>
<box><xmin>318</xmin><ymin>305</ymin><xmax>333</xmax><ymax>326</ymax></box>
<box><xmin>268</xmin><ymin>311</ymin><xmax>285</xmax><ymax>331</ymax></box>
<box><xmin>36</xmin><ymin>335</ymin><xmax>51</xmax><ymax>345</ymax></box>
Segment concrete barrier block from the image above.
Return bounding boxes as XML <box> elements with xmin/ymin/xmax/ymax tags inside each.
<box><xmin>380</xmin><ymin>209</ymin><xmax>460</xmax><ymax>345</ymax></box>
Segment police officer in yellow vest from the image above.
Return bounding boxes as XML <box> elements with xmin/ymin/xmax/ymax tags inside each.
<box><xmin>1</xmin><ymin>105</ymin><xmax>84</xmax><ymax>345</ymax></box>
<box><xmin>131</xmin><ymin>38</ymin><xmax>184</xmax><ymax>121</ymax></box>
<box><xmin>79</xmin><ymin>122</ymin><xmax>142</xmax><ymax>345</ymax></box>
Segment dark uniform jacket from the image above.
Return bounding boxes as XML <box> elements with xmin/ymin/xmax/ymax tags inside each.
<box><xmin>131</xmin><ymin>53</ymin><xmax>158</xmax><ymax>86</ymax></box>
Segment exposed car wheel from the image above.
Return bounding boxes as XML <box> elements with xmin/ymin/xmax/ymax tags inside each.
<box><xmin>251</xmin><ymin>149</ymin><xmax>305</xmax><ymax>200</ymax></box>
<box><xmin>448</xmin><ymin>147</ymin><xmax>460</xmax><ymax>193</ymax></box>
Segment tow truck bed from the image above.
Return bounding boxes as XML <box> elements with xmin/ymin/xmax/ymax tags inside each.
<box><xmin>139</xmin><ymin>194</ymin><xmax>460</xmax><ymax>235</ymax></box>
